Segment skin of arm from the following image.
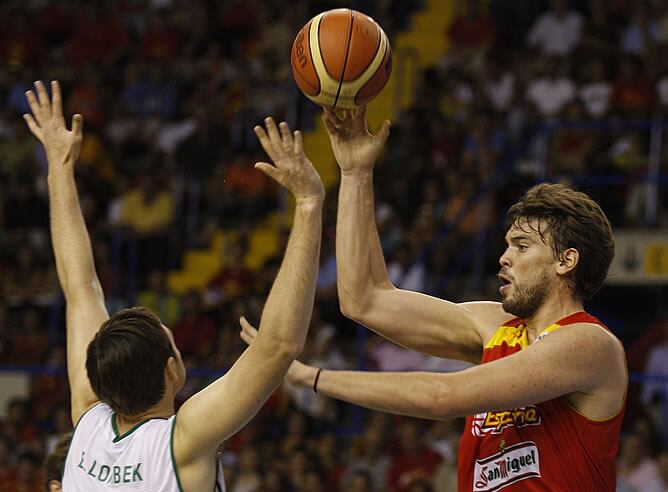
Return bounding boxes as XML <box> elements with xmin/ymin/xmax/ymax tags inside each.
<box><xmin>284</xmin><ymin>322</ymin><xmax>627</xmax><ymax>421</ymax></box>
<box><xmin>23</xmin><ymin>81</ymin><xmax>106</xmax><ymax>424</ymax></box>
<box><xmin>325</xmin><ymin>108</ymin><xmax>507</xmax><ymax>362</ymax></box>
<box><xmin>174</xmin><ymin>118</ymin><xmax>324</xmax><ymax>460</ymax></box>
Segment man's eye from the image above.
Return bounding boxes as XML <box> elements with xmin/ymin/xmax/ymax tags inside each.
<box><xmin>518</xmin><ymin>245</ymin><xmax>528</xmax><ymax>251</ymax></box>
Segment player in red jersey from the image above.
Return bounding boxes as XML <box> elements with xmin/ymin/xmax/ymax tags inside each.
<box><xmin>240</xmin><ymin>107</ymin><xmax>627</xmax><ymax>491</ymax></box>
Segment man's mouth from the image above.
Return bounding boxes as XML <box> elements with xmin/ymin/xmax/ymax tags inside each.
<box><xmin>498</xmin><ymin>273</ymin><xmax>512</xmax><ymax>295</ymax></box>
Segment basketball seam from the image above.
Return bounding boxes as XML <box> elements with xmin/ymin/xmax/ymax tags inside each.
<box><xmin>332</xmin><ymin>10</ymin><xmax>354</xmax><ymax>109</ymax></box>
<box><xmin>306</xmin><ymin>20</ymin><xmax>320</xmax><ymax>94</ymax></box>
<box><xmin>355</xmin><ymin>27</ymin><xmax>387</xmax><ymax>106</ymax></box>
<box><xmin>294</xmin><ymin>63</ymin><xmax>319</xmax><ymax>95</ymax></box>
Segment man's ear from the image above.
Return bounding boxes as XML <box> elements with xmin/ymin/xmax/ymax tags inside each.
<box><xmin>557</xmin><ymin>248</ymin><xmax>579</xmax><ymax>275</ymax></box>
<box><xmin>165</xmin><ymin>356</ymin><xmax>178</xmax><ymax>382</ymax></box>
<box><xmin>49</xmin><ymin>480</ymin><xmax>63</xmax><ymax>492</ymax></box>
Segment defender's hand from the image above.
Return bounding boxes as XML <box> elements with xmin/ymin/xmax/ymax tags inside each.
<box><xmin>322</xmin><ymin>106</ymin><xmax>390</xmax><ymax>176</ymax></box>
<box><xmin>254</xmin><ymin>117</ymin><xmax>324</xmax><ymax>205</ymax></box>
<box><xmin>238</xmin><ymin>316</ymin><xmax>315</xmax><ymax>388</ymax></box>
<box><xmin>23</xmin><ymin>81</ymin><xmax>84</xmax><ymax>170</ymax></box>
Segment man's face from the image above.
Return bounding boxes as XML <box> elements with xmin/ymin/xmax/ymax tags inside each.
<box><xmin>498</xmin><ymin>219</ymin><xmax>558</xmax><ymax>319</ymax></box>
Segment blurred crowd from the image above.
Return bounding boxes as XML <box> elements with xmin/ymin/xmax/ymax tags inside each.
<box><xmin>0</xmin><ymin>0</ymin><xmax>666</xmax><ymax>490</ymax></box>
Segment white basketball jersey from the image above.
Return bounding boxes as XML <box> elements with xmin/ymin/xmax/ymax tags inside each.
<box><xmin>62</xmin><ymin>403</ymin><xmax>226</xmax><ymax>491</ymax></box>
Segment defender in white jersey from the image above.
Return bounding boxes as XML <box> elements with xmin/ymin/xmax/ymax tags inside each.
<box><xmin>24</xmin><ymin>80</ymin><xmax>325</xmax><ymax>491</ymax></box>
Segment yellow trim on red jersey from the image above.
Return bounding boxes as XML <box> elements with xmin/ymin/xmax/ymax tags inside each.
<box><xmin>484</xmin><ymin>324</ymin><xmax>528</xmax><ymax>350</ymax></box>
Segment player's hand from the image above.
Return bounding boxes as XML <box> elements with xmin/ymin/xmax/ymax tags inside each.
<box><xmin>238</xmin><ymin>316</ymin><xmax>314</xmax><ymax>388</ymax></box>
<box><xmin>23</xmin><ymin>81</ymin><xmax>84</xmax><ymax>172</ymax></box>
<box><xmin>322</xmin><ymin>106</ymin><xmax>390</xmax><ymax>176</ymax></box>
<box><xmin>238</xmin><ymin>316</ymin><xmax>259</xmax><ymax>346</ymax></box>
<box><xmin>284</xmin><ymin>359</ymin><xmax>315</xmax><ymax>387</ymax></box>
<box><xmin>254</xmin><ymin>117</ymin><xmax>324</xmax><ymax>206</ymax></box>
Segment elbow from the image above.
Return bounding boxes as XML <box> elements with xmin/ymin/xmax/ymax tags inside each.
<box><xmin>273</xmin><ymin>340</ymin><xmax>303</xmax><ymax>361</ymax></box>
<box><xmin>338</xmin><ymin>285</ymin><xmax>384</xmax><ymax>323</ymax></box>
<box><xmin>338</xmin><ymin>292</ymin><xmax>365</xmax><ymax>321</ymax></box>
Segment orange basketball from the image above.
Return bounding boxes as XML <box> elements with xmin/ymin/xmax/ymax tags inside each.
<box><xmin>291</xmin><ymin>8</ymin><xmax>392</xmax><ymax>110</ymax></box>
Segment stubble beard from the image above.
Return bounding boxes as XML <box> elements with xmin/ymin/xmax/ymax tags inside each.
<box><xmin>502</xmin><ymin>271</ymin><xmax>550</xmax><ymax>320</ymax></box>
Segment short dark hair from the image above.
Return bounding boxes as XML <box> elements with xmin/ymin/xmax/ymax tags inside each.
<box><xmin>506</xmin><ymin>183</ymin><xmax>615</xmax><ymax>301</ymax></box>
<box><xmin>86</xmin><ymin>307</ymin><xmax>175</xmax><ymax>416</ymax></box>
<box><xmin>44</xmin><ymin>432</ymin><xmax>72</xmax><ymax>489</ymax></box>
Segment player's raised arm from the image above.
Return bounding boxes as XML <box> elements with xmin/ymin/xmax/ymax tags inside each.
<box><xmin>174</xmin><ymin>118</ymin><xmax>324</xmax><ymax>459</ymax></box>
<box><xmin>324</xmin><ymin>108</ymin><xmax>506</xmax><ymax>362</ymax></box>
<box><xmin>23</xmin><ymin>81</ymin><xmax>106</xmax><ymax>423</ymax></box>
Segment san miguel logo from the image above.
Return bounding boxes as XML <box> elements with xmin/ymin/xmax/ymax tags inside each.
<box><xmin>474</xmin><ymin>441</ymin><xmax>541</xmax><ymax>491</ymax></box>
<box><xmin>471</xmin><ymin>405</ymin><xmax>541</xmax><ymax>436</ymax></box>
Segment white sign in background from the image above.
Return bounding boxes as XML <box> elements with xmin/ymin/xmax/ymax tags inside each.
<box><xmin>607</xmin><ymin>230</ymin><xmax>668</xmax><ymax>285</ymax></box>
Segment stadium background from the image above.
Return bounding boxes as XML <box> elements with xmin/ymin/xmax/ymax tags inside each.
<box><xmin>0</xmin><ymin>0</ymin><xmax>666</xmax><ymax>490</ymax></box>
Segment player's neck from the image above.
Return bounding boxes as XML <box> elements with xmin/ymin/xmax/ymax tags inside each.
<box><xmin>115</xmin><ymin>400</ymin><xmax>175</xmax><ymax>434</ymax></box>
<box><xmin>523</xmin><ymin>291</ymin><xmax>584</xmax><ymax>343</ymax></box>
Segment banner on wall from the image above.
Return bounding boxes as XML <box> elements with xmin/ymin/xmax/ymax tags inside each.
<box><xmin>607</xmin><ymin>230</ymin><xmax>668</xmax><ymax>285</ymax></box>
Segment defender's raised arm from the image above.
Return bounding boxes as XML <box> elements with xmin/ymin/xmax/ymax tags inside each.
<box><xmin>24</xmin><ymin>81</ymin><xmax>106</xmax><ymax>424</ymax></box>
<box><xmin>174</xmin><ymin>118</ymin><xmax>324</xmax><ymax>463</ymax></box>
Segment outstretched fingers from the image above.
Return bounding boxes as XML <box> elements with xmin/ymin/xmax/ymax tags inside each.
<box><xmin>51</xmin><ymin>81</ymin><xmax>64</xmax><ymax>120</ymax></box>
<box><xmin>263</xmin><ymin>117</ymin><xmax>286</xmax><ymax>158</ymax></box>
<box><xmin>278</xmin><ymin>121</ymin><xmax>293</xmax><ymax>152</ymax></box>
<box><xmin>293</xmin><ymin>130</ymin><xmax>303</xmax><ymax>155</ymax></box>
<box><xmin>25</xmin><ymin>90</ymin><xmax>43</xmax><ymax>122</ymax></box>
<box><xmin>238</xmin><ymin>316</ymin><xmax>258</xmax><ymax>346</ymax></box>
<box><xmin>34</xmin><ymin>81</ymin><xmax>52</xmax><ymax>118</ymax></box>
<box><xmin>376</xmin><ymin>118</ymin><xmax>391</xmax><ymax>142</ymax></box>
<box><xmin>70</xmin><ymin>114</ymin><xmax>85</xmax><ymax>157</ymax></box>
<box><xmin>22</xmin><ymin>114</ymin><xmax>41</xmax><ymax>140</ymax></box>
<box><xmin>72</xmin><ymin>112</ymin><xmax>84</xmax><ymax>132</ymax></box>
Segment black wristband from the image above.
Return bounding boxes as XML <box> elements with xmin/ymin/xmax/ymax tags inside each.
<box><xmin>313</xmin><ymin>368</ymin><xmax>323</xmax><ymax>394</ymax></box>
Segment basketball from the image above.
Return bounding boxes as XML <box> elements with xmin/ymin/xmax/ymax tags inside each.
<box><xmin>291</xmin><ymin>8</ymin><xmax>392</xmax><ymax>110</ymax></box>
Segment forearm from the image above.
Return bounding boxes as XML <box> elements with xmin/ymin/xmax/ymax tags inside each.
<box><xmin>257</xmin><ymin>198</ymin><xmax>323</xmax><ymax>352</ymax></box>
<box><xmin>336</xmin><ymin>172</ymin><xmax>392</xmax><ymax>313</ymax></box>
<box><xmin>47</xmin><ymin>166</ymin><xmax>101</xmax><ymax>296</ymax></box>
<box><xmin>298</xmin><ymin>367</ymin><xmax>454</xmax><ymax>420</ymax></box>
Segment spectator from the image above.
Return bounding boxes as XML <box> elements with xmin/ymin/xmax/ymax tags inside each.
<box><xmin>344</xmin><ymin>425</ymin><xmax>392</xmax><ymax>492</ymax></box>
<box><xmin>120</xmin><ymin>62</ymin><xmax>178</xmax><ymax>120</ymax></box>
<box><xmin>578</xmin><ymin>58</ymin><xmax>613</xmax><ymax>118</ymax></box>
<box><xmin>526</xmin><ymin>0</ymin><xmax>583</xmax><ymax>56</ymax></box>
<box><xmin>68</xmin><ymin>4</ymin><xmax>127</xmax><ymax>67</ymax></box>
<box><xmin>617</xmin><ymin>429</ymin><xmax>663</xmax><ymax>492</ymax></box>
<box><xmin>445</xmin><ymin>0</ymin><xmax>495</xmax><ymax>72</ymax></box>
<box><xmin>139</xmin><ymin>12</ymin><xmax>182</xmax><ymax>60</ymax></box>
<box><xmin>220</xmin><ymin>154</ymin><xmax>277</xmax><ymax>225</ymax></box>
<box><xmin>136</xmin><ymin>270</ymin><xmax>181</xmax><ymax>327</ymax></box>
<box><xmin>172</xmin><ymin>290</ymin><xmax>216</xmax><ymax>361</ymax></box>
<box><xmin>620</xmin><ymin>4</ymin><xmax>659</xmax><ymax>56</ymax></box>
<box><xmin>482</xmin><ymin>58</ymin><xmax>517</xmax><ymax>114</ymax></box>
<box><xmin>11</xmin><ymin>308</ymin><xmax>49</xmax><ymax>365</ymax></box>
<box><xmin>115</xmin><ymin>170</ymin><xmax>175</xmax><ymax>271</ymax></box>
<box><xmin>549</xmin><ymin>101</ymin><xmax>594</xmax><ymax>176</ymax></box>
<box><xmin>231</xmin><ymin>444</ymin><xmax>261</xmax><ymax>492</ymax></box>
<box><xmin>3</xmin><ymin>248</ymin><xmax>57</xmax><ymax>308</ymax></box>
<box><xmin>347</xmin><ymin>469</ymin><xmax>375</xmax><ymax>492</ymax></box>
<box><xmin>612</xmin><ymin>58</ymin><xmax>652</xmax><ymax>118</ymax></box>
<box><xmin>641</xmin><ymin>318</ymin><xmax>668</xmax><ymax>440</ymax></box>
<box><xmin>526</xmin><ymin>59</ymin><xmax>576</xmax><ymax>118</ymax></box>
<box><xmin>207</xmin><ymin>240</ymin><xmax>255</xmax><ymax>301</ymax></box>
<box><xmin>43</xmin><ymin>432</ymin><xmax>72</xmax><ymax>492</ymax></box>
<box><xmin>386</xmin><ymin>419</ymin><xmax>442</xmax><ymax>492</ymax></box>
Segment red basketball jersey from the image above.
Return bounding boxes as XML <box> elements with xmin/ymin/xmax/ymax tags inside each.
<box><xmin>458</xmin><ymin>312</ymin><xmax>625</xmax><ymax>491</ymax></box>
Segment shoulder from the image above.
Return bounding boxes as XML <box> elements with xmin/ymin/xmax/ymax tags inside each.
<box><xmin>74</xmin><ymin>401</ymin><xmax>110</xmax><ymax>426</ymax></box>
<box><xmin>546</xmin><ymin>322</ymin><xmax>626</xmax><ymax>376</ymax></box>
